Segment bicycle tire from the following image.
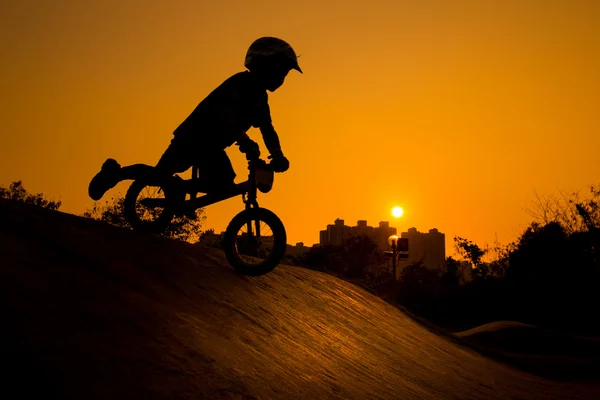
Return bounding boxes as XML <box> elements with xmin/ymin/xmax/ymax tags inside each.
<box><xmin>124</xmin><ymin>179</ymin><xmax>176</xmax><ymax>234</ymax></box>
<box><xmin>222</xmin><ymin>207</ymin><xmax>287</xmax><ymax>276</ymax></box>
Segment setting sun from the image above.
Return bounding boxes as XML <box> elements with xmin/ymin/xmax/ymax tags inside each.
<box><xmin>392</xmin><ymin>206</ymin><xmax>404</xmax><ymax>218</ymax></box>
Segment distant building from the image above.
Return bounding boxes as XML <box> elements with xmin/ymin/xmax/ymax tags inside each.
<box><xmin>286</xmin><ymin>242</ymin><xmax>310</xmax><ymax>256</ymax></box>
<box><xmin>199</xmin><ymin>230</ymin><xmax>313</xmax><ymax>260</ymax></box>
<box><xmin>197</xmin><ymin>230</ymin><xmax>225</xmax><ymax>247</ymax></box>
<box><xmin>318</xmin><ymin>219</ymin><xmax>396</xmax><ymax>250</ymax></box>
<box><xmin>373</xmin><ymin>221</ymin><xmax>397</xmax><ymax>250</ymax></box>
<box><xmin>319</xmin><ymin>218</ymin><xmax>352</xmax><ymax>246</ymax></box>
<box><xmin>352</xmin><ymin>220</ymin><xmax>374</xmax><ymax>237</ymax></box>
<box><xmin>400</xmin><ymin>227</ymin><xmax>446</xmax><ymax>270</ymax></box>
<box><xmin>319</xmin><ymin>230</ymin><xmax>328</xmax><ymax>246</ymax></box>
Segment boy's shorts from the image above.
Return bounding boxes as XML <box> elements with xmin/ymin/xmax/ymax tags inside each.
<box><xmin>156</xmin><ymin>137</ymin><xmax>236</xmax><ymax>192</ymax></box>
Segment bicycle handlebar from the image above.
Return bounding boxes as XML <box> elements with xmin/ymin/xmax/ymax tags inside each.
<box><xmin>248</xmin><ymin>158</ymin><xmax>272</xmax><ymax>171</ymax></box>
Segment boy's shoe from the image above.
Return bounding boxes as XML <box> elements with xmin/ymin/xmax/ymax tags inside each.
<box><xmin>88</xmin><ymin>158</ymin><xmax>121</xmax><ymax>201</ymax></box>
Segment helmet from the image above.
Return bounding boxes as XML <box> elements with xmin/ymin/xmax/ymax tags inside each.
<box><xmin>244</xmin><ymin>37</ymin><xmax>303</xmax><ymax>74</ymax></box>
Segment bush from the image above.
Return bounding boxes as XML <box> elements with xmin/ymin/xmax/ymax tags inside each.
<box><xmin>0</xmin><ymin>181</ymin><xmax>61</xmax><ymax>210</ymax></box>
<box><xmin>83</xmin><ymin>194</ymin><xmax>206</xmax><ymax>243</ymax></box>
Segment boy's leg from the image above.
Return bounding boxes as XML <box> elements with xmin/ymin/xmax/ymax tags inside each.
<box><xmin>155</xmin><ymin>138</ymin><xmax>194</xmax><ymax>175</ymax></box>
<box><xmin>196</xmin><ymin>149</ymin><xmax>237</xmax><ymax>193</ymax></box>
<box><xmin>154</xmin><ymin>140</ymin><xmax>200</xmax><ymax>219</ymax></box>
<box><xmin>88</xmin><ymin>138</ymin><xmax>192</xmax><ymax>201</ymax></box>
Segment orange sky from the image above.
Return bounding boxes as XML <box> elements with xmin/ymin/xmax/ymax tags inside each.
<box><xmin>1</xmin><ymin>0</ymin><xmax>599</xmax><ymax>253</ymax></box>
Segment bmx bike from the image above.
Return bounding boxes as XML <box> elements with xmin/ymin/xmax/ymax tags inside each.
<box><xmin>122</xmin><ymin>158</ymin><xmax>287</xmax><ymax>276</ymax></box>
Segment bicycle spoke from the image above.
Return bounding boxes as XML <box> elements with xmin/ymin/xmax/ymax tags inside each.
<box><xmin>235</xmin><ymin>219</ymin><xmax>275</xmax><ymax>265</ymax></box>
<box><xmin>136</xmin><ymin>184</ymin><xmax>167</xmax><ymax>223</ymax></box>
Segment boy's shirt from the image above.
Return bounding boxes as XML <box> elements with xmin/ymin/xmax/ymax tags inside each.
<box><xmin>173</xmin><ymin>71</ymin><xmax>277</xmax><ymax>151</ymax></box>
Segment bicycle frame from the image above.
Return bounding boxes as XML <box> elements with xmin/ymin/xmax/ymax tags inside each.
<box><xmin>138</xmin><ymin>162</ymin><xmax>266</xmax><ymax>211</ymax></box>
<box><xmin>130</xmin><ymin>159</ymin><xmax>280</xmax><ymax>262</ymax></box>
<box><xmin>184</xmin><ymin>162</ymin><xmax>262</xmax><ymax>212</ymax></box>
<box><xmin>184</xmin><ymin>179</ymin><xmax>256</xmax><ymax>211</ymax></box>
<box><xmin>135</xmin><ymin>159</ymin><xmax>273</xmax><ymax>252</ymax></box>
<box><xmin>184</xmin><ymin>162</ymin><xmax>265</xmax><ymax>245</ymax></box>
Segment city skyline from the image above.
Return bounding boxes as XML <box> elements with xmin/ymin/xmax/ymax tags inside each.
<box><xmin>319</xmin><ymin>218</ymin><xmax>397</xmax><ymax>250</ymax></box>
<box><xmin>199</xmin><ymin>216</ymin><xmax>446</xmax><ymax>275</ymax></box>
<box><xmin>318</xmin><ymin>218</ymin><xmax>445</xmax><ymax>275</ymax></box>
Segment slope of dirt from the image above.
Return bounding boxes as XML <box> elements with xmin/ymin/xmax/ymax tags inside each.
<box><xmin>1</xmin><ymin>199</ymin><xmax>599</xmax><ymax>400</ymax></box>
<box><xmin>454</xmin><ymin>322</ymin><xmax>600</xmax><ymax>381</ymax></box>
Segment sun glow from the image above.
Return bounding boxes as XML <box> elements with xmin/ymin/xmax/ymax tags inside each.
<box><xmin>392</xmin><ymin>206</ymin><xmax>404</xmax><ymax>218</ymax></box>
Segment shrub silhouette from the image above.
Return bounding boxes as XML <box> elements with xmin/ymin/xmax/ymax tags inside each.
<box><xmin>294</xmin><ymin>235</ymin><xmax>389</xmax><ymax>290</ymax></box>
<box><xmin>83</xmin><ymin>194</ymin><xmax>206</xmax><ymax>243</ymax></box>
<box><xmin>0</xmin><ymin>181</ymin><xmax>61</xmax><ymax>210</ymax></box>
<box><xmin>397</xmin><ymin>260</ymin><xmax>441</xmax><ymax>301</ymax></box>
<box><xmin>405</xmin><ymin>198</ymin><xmax>600</xmax><ymax>334</ymax></box>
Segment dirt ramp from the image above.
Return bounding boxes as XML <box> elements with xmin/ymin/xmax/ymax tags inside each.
<box><xmin>1</xmin><ymin>199</ymin><xmax>599</xmax><ymax>399</ymax></box>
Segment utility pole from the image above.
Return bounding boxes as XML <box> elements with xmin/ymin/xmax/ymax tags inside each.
<box><xmin>384</xmin><ymin>235</ymin><xmax>409</xmax><ymax>281</ymax></box>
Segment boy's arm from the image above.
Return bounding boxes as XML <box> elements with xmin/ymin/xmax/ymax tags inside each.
<box><xmin>236</xmin><ymin>133</ymin><xmax>260</xmax><ymax>160</ymax></box>
<box><xmin>259</xmin><ymin>123</ymin><xmax>283</xmax><ymax>157</ymax></box>
<box><xmin>240</xmin><ymin>91</ymin><xmax>289</xmax><ymax>171</ymax></box>
<box><xmin>236</xmin><ymin>125</ymin><xmax>289</xmax><ymax>172</ymax></box>
<box><xmin>248</xmin><ymin>95</ymin><xmax>283</xmax><ymax>157</ymax></box>
<box><xmin>259</xmin><ymin>123</ymin><xmax>289</xmax><ymax>172</ymax></box>
<box><xmin>235</xmin><ymin>124</ymin><xmax>283</xmax><ymax>158</ymax></box>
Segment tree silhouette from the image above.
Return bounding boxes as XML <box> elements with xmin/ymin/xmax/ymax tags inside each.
<box><xmin>341</xmin><ymin>235</ymin><xmax>385</xmax><ymax>278</ymax></box>
<box><xmin>83</xmin><ymin>194</ymin><xmax>206</xmax><ymax>243</ymax></box>
<box><xmin>0</xmin><ymin>180</ymin><xmax>61</xmax><ymax>210</ymax></box>
<box><xmin>440</xmin><ymin>256</ymin><xmax>461</xmax><ymax>292</ymax></box>
<box><xmin>294</xmin><ymin>235</ymin><xmax>385</xmax><ymax>277</ymax></box>
<box><xmin>453</xmin><ymin>236</ymin><xmax>492</xmax><ymax>279</ymax></box>
<box><xmin>526</xmin><ymin>184</ymin><xmax>600</xmax><ymax>234</ymax></box>
<box><xmin>397</xmin><ymin>260</ymin><xmax>441</xmax><ymax>303</ymax></box>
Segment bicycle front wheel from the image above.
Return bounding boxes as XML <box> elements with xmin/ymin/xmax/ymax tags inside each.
<box><xmin>222</xmin><ymin>208</ymin><xmax>287</xmax><ymax>276</ymax></box>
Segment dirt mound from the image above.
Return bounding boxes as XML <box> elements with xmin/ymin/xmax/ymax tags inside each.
<box><xmin>455</xmin><ymin>321</ymin><xmax>600</xmax><ymax>381</ymax></box>
<box><xmin>1</xmin><ymin>199</ymin><xmax>599</xmax><ymax>399</ymax></box>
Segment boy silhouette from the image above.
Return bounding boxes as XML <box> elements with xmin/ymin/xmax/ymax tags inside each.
<box><xmin>88</xmin><ymin>37</ymin><xmax>302</xmax><ymax>201</ymax></box>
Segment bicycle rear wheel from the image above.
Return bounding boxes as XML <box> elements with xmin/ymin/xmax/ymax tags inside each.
<box><xmin>222</xmin><ymin>208</ymin><xmax>287</xmax><ymax>276</ymax></box>
<box><xmin>124</xmin><ymin>179</ymin><xmax>176</xmax><ymax>234</ymax></box>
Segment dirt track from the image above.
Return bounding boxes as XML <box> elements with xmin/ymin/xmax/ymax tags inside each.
<box><xmin>1</xmin><ymin>199</ymin><xmax>599</xmax><ymax>399</ymax></box>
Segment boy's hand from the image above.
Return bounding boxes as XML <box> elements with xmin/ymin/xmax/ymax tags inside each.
<box><xmin>269</xmin><ymin>151</ymin><xmax>290</xmax><ymax>173</ymax></box>
<box><xmin>237</xmin><ymin>138</ymin><xmax>261</xmax><ymax>161</ymax></box>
